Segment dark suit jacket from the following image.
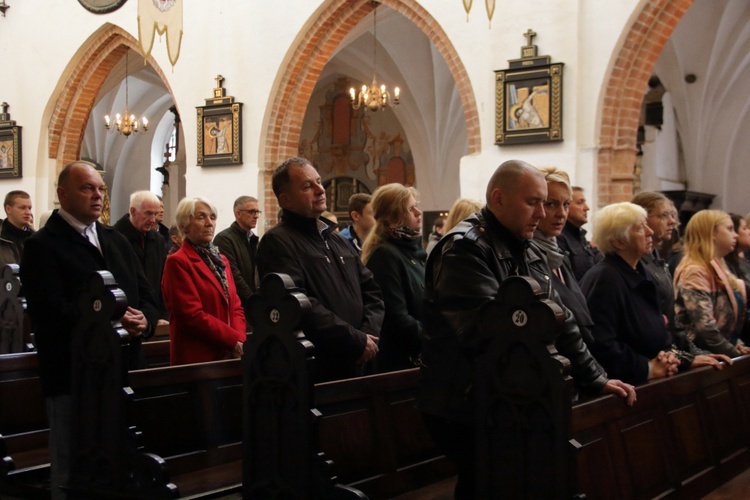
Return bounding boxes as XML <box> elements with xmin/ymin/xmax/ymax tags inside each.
<box><xmin>213</xmin><ymin>221</ymin><xmax>258</xmax><ymax>304</ymax></box>
<box><xmin>114</xmin><ymin>214</ymin><xmax>168</xmax><ymax>319</ymax></box>
<box><xmin>20</xmin><ymin>210</ymin><xmax>159</xmax><ymax>397</ymax></box>
<box><xmin>161</xmin><ymin>240</ymin><xmax>246</xmax><ymax>365</ymax></box>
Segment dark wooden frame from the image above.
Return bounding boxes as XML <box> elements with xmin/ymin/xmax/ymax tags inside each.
<box><xmin>196</xmin><ymin>102</ymin><xmax>242</xmax><ymax>167</ymax></box>
<box><xmin>0</xmin><ymin>126</ymin><xmax>22</xmax><ymax>179</ymax></box>
<box><xmin>495</xmin><ymin>63</ymin><xmax>563</xmax><ymax>145</ymax></box>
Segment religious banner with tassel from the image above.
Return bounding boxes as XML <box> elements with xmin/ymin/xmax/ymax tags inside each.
<box><xmin>137</xmin><ymin>0</ymin><xmax>183</xmax><ymax>69</ymax></box>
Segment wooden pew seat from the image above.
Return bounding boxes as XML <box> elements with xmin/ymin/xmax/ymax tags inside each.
<box><xmin>128</xmin><ymin>359</ymin><xmax>244</xmax><ymax>497</ymax></box>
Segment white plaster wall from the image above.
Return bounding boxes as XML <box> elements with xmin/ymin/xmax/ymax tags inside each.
<box><xmin>1</xmin><ymin>0</ymin><xmax>642</xmax><ymax>231</ymax></box>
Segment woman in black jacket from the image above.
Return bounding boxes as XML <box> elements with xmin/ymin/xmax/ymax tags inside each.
<box><xmin>362</xmin><ymin>183</ymin><xmax>426</xmax><ymax>372</ymax></box>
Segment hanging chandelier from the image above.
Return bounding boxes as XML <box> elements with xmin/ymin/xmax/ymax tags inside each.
<box><xmin>350</xmin><ymin>2</ymin><xmax>400</xmax><ymax>112</ymax></box>
<box><xmin>104</xmin><ymin>50</ymin><xmax>148</xmax><ymax>137</ymax></box>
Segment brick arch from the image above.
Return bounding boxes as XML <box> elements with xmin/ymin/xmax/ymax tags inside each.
<box><xmin>260</xmin><ymin>0</ymin><xmax>481</xmax><ymax>216</ymax></box>
<box><xmin>47</xmin><ymin>24</ymin><xmax>174</xmax><ymax>171</ymax></box>
<box><xmin>596</xmin><ymin>0</ymin><xmax>694</xmax><ymax>205</ymax></box>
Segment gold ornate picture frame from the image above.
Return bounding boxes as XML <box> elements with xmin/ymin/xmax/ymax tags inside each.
<box><xmin>0</xmin><ymin>102</ymin><xmax>22</xmax><ymax>179</ymax></box>
<box><xmin>495</xmin><ymin>62</ymin><xmax>563</xmax><ymax>145</ymax></box>
<box><xmin>197</xmin><ymin>76</ymin><xmax>243</xmax><ymax>166</ymax></box>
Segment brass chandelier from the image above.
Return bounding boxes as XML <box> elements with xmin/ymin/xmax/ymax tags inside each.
<box><xmin>105</xmin><ymin>50</ymin><xmax>148</xmax><ymax>137</ymax></box>
<box><xmin>350</xmin><ymin>2</ymin><xmax>400</xmax><ymax>112</ymax></box>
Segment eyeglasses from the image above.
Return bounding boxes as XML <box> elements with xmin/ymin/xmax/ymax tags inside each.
<box><xmin>650</xmin><ymin>211</ymin><xmax>676</xmax><ymax>221</ymax></box>
<box><xmin>239</xmin><ymin>209</ymin><xmax>262</xmax><ymax>215</ymax></box>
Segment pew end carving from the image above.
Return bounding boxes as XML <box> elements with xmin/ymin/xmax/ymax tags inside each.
<box><xmin>0</xmin><ymin>264</ymin><xmax>29</xmax><ymax>354</ymax></box>
<box><xmin>474</xmin><ymin>275</ymin><xmax>575</xmax><ymax>498</ymax></box>
<box><xmin>66</xmin><ymin>270</ymin><xmax>177</xmax><ymax>499</ymax></box>
<box><xmin>244</xmin><ymin>272</ymin><xmax>366</xmax><ymax>499</ymax></box>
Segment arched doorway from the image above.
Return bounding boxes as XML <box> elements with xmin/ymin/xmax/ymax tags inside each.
<box><xmin>45</xmin><ymin>23</ymin><xmax>184</xmax><ymax>220</ymax></box>
<box><xmin>259</xmin><ymin>0</ymin><xmax>481</xmax><ymax>223</ymax></box>
<box><xmin>596</xmin><ymin>0</ymin><xmax>694</xmax><ymax>206</ymax></box>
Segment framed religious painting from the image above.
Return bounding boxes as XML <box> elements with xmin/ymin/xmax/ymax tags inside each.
<box><xmin>0</xmin><ymin>126</ymin><xmax>22</xmax><ymax>179</ymax></box>
<box><xmin>197</xmin><ymin>75</ymin><xmax>243</xmax><ymax>167</ymax></box>
<box><xmin>495</xmin><ymin>63</ymin><xmax>563</xmax><ymax>145</ymax></box>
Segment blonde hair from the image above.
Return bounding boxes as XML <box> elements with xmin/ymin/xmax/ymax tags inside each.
<box><xmin>681</xmin><ymin>210</ymin><xmax>741</xmax><ymax>291</ymax></box>
<box><xmin>682</xmin><ymin>210</ymin><xmax>730</xmax><ymax>267</ymax></box>
<box><xmin>537</xmin><ymin>166</ymin><xmax>572</xmax><ymax>194</ymax></box>
<box><xmin>444</xmin><ymin>198</ymin><xmax>482</xmax><ymax>233</ymax></box>
<box><xmin>592</xmin><ymin>202</ymin><xmax>647</xmax><ymax>255</ymax></box>
<box><xmin>361</xmin><ymin>183</ymin><xmax>419</xmax><ymax>264</ymax></box>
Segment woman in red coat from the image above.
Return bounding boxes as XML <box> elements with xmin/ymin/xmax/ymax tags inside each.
<box><xmin>162</xmin><ymin>196</ymin><xmax>246</xmax><ymax>365</ymax></box>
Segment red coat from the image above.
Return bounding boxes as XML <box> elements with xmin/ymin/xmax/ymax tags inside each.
<box><xmin>162</xmin><ymin>242</ymin><xmax>246</xmax><ymax>365</ymax></box>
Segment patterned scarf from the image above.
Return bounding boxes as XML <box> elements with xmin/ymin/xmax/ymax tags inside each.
<box><xmin>388</xmin><ymin>226</ymin><xmax>422</xmax><ymax>240</ymax></box>
<box><xmin>189</xmin><ymin>239</ymin><xmax>229</xmax><ymax>301</ymax></box>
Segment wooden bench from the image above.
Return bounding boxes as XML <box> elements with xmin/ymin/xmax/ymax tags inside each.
<box><xmin>0</xmin><ymin>351</ymin><xmax>48</xmax><ymax>499</ymax></box>
<box><xmin>9</xmin><ymin>270</ymin><xmax>750</xmax><ymax>498</ymax></box>
<box><xmin>572</xmin><ymin>354</ymin><xmax>750</xmax><ymax>499</ymax></box>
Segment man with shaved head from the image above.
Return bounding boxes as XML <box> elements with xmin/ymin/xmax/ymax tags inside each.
<box><xmin>418</xmin><ymin>159</ymin><xmax>636</xmax><ymax>499</ymax></box>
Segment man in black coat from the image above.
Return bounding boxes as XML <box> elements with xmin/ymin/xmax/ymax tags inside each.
<box><xmin>557</xmin><ymin>186</ymin><xmax>603</xmax><ymax>282</ymax></box>
<box><xmin>214</xmin><ymin>195</ymin><xmax>260</xmax><ymax>314</ymax></box>
<box><xmin>20</xmin><ymin>161</ymin><xmax>159</xmax><ymax>498</ymax></box>
<box><xmin>256</xmin><ymin>157</ymin><xmax>384</xmax><ymax>382</ymax></box>
<box><xmin>419</xmin><ymin>160</ymin><xmax>636</xmax><ymax>499</ymax></box>
<box><xmin>114</xmin><ymin>190</ymin><xmax>168</xmax><ymax>320</ymax></box>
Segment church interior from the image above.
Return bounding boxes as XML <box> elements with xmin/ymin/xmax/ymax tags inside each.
<box><xmin>4</xmin><ymin>0</ymin><xmax>750</xmax><ymax>498</ymax></box>
<box><xmin>2</xmin><ymin>0</ymin><xmax>749</xmax><ymax>232</ymax></box>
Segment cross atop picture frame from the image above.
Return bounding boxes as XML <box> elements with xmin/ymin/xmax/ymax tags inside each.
<box><xmin>495</xmin><ymin>30</ymin><xmax>563</xmax><ymax>146</ymax></box>
<box><xmin>197</xmin><ymin>75</ymin><xmax>243</xmax><ymax>167</ymax></box>
<box><xmin>0</xmin><ymin>102</ymin><xmax>22</xmax><ymax>179</ymax></box>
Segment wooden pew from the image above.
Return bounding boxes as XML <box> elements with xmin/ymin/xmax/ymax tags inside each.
<box><xmin>0</xmin><ymin>263</ymin><xmax>31</xmax><ymax>354</ymax></box>
<box><xmin>0</xmin><ymin>351</ymin><xmax>48</xmax><ymax>499</ymax></box>
<box><xmin>128</xmin><ymin>360</ymin><xmax>244</xmax><ymax>498</ymax></box>
<box><xmin>8</xmin><ymin>269</ymin><xmax>750</xmax><ymax>498</ymax></box>
<box><xmin>572</xmin><ymin>354</ymin><xmax>750</xmax><ymax>499</ymax></box>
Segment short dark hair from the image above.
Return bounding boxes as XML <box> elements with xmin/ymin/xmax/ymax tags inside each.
<box><xmin>272</xmin><ymin>157</ymin><xmax>311</xmax><ymax>199</ymax></box>
<box><xmin>434</xmin><ymin>215</ymin><xmax>446</xmax><ymax>229</ymax></box>
<box><xmin>4</xmin><ymin>190</ymin><xmax>30</xmax><ymax>207</ymax></box>
<box><xmin>233</xmin><ymin>195</ymin><xmax>258</xmax><ymax>210</ymax></box>
<box><xmin>348</xmin><ymin>193</ymin><xmax>372</xmax><ymax>215</ymax></box>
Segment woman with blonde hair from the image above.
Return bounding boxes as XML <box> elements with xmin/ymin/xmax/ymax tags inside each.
<box><xmin>443</xmin><ymin>198</ymin><xmax>483</xmax><ymax>234</ymax></box>
<box><xmin>674</xmin><ymin>210</ymin><xmax>750</xmax><ymax>357</ymax></box>
<box><xmin>362</xmin><ymin>183</ymin><xmax>426</xmax><ymax>372</ymax></box>
<box><xmin>162</xmin><ymin>197</ymin><xmax>246</xmax><ymax>365</ymax></box>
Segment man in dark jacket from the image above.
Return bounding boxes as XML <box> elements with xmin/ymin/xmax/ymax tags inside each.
<box><xmin>114</xmin><ymin>191</ymin><xmax>168</xmax><ymax>320</ymax></box>
<box><xmin>1</xmin><ymin>189</ymin><xmax>35</xmax><ymax>259</ymax></box>
<box><xmin>214</xmin><ymin>195</ymin><xmax>260</xmax><ymax>314</ymax></box>
<box><xmin>256</xmin><ymin>157</ymin><xmax>384</xmax><ymax>382</ymax></box>
<box><xmin>419</xmin><ymin>160</ymin><xmax>636</xmax><ymax>499</ymax></box>
<box><xmin>20</xmin><ymin>161</ymin><xmax>159</xmax><ymax>499</ymax></box>
<box><xmin>557</xmin><ymin>186</ymin><xmax>603</xmax><ymax>282</ymax></box>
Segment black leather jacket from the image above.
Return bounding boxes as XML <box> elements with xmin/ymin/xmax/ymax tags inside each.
<box><xmin>417</xmin><ymin>208</ymin><xmax>608</xmax><ymax>423</ymax></box>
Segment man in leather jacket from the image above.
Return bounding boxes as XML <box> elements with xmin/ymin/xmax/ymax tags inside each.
<box><xmin>418</xmin><ymin>160</ymin><xmax>636</xmax><ymax>499</ymax></box>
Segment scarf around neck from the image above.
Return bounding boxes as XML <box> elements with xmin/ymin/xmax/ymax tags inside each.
<box><xmin>189</xmin><ymin>239</ymin><xmax>229</xmax><ymax>300</ymax></box>
<box><xmin>533</xmin><ymin>230</ymin><xmax>566</xmax><ymax>270</ymax></box>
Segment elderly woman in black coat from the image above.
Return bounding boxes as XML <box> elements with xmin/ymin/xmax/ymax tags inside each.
<box><xmin>362</xmin><ymin>183</ymin><xmax>426</xmax><ymax>372</ymax></box>
<box><xmin>580</xmin><ymin>202</ymin><xmax>681</xmax><ymax>385</ymax></box>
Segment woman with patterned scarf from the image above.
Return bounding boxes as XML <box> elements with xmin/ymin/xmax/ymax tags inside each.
<box><xmin>162</xmin><ymin>197</ymin><xmax>246</xmax><ymax>365</ymax></box>
<box><xmin>362</xmin><ymin>183</ymin><xmax>426</xmax><ymax>373</ymax></box>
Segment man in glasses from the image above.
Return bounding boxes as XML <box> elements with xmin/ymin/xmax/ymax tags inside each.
<box><xmin>214</xmin><ymin>195</ymin><xmax>261</xmax><ymax>317</ymax></box>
